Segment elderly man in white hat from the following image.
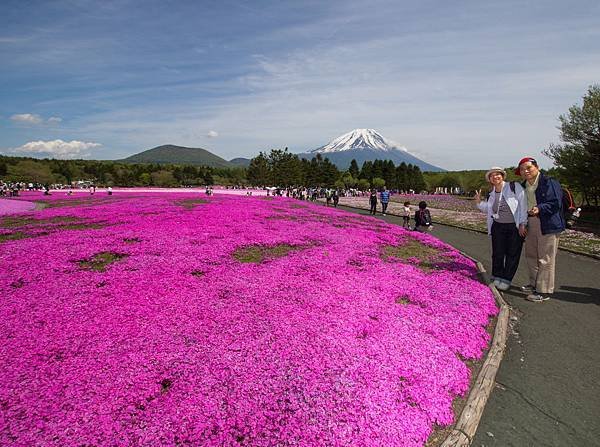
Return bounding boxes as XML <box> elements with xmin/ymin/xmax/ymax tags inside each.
<box><xmin>474</xmin><ymin>167</ymin><xmax>528</xmax><ymax>291</ymax></box>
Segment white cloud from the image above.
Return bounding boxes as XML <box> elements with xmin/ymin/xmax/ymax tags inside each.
<box><xmin>0</xmin><ymin>37</ymin><xmax>30</xmax><ymax>44</ymax></box>
<box><xmin>10</xmin><ymin>113</ymin><xmax>63</xmax><ymax>125</ymax></box>
<box><xmin>206</xmin><ymin>130</ymin><xmax>219</xmax><ymax>138</ymax></box>
<box><xmin>11</xmin><ymin>113</ymin><xmax>43</xmax><ymax>124</ymax></box>
<box><xmin>13</xmin><ymin>139</ymin><xmax>101</xmax><ymax>159</ymax></box>
<box><xmin>39</xmin><ymin>4</ymin><xmax>598</xmax><ymax>169</ymax></box>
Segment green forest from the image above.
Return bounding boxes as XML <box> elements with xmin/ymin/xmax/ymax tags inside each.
<box><xmin>0</xmin><ymin>150</ymin><xmax>427</xmax><ymax>192</ymax></box>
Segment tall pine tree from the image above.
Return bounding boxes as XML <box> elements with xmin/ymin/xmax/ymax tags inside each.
<box><xmin>247</xmin><ymin>152</ymin><xmax>270</xmax><ymax>186</ymax></box>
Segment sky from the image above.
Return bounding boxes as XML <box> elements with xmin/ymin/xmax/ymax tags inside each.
<box><xmin>1</xmin><ymin>0</ymin><xmax>599</xmax><ymax>171</ymax></box>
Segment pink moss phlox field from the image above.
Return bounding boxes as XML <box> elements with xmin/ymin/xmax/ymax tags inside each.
<box><xmin>0</xmin><ymin>198</ymin><xmax>37</xmax><ymax>215</ymax></box>
<box><xmin>389</xmin><ymin>194</ymin><xmax>475</xmax><ymax>212</ymax></box>
<box><xmin>1</xmin><ymin>192</ymin><xmax>497</xmax><ymax>446</ymax></box>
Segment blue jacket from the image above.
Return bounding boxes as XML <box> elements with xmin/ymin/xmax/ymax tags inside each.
<box><xmin>527</xmin><ymin>173</ymin><xmax>565</xmax><ymax>235</ymax></box>
<box><xmin>380</xmin><ymin>190</ymin><xmax>390</xmax><ymax>203</ymax></box>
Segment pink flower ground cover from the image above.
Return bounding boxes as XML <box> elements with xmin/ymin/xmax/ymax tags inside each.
<box><xmin>0</xmin><ymin>193</ymin><xmax>497</xmax><ymax>446</ymax></box>
<box><xmin>0</xmin><ymin>198</ymin><xmax>37</xmax><ymax>215</ymax></box>
<box><xmin>389</xmin><ymin>194</ymin><xmax>475</xmax><ymax>212</ymax></box>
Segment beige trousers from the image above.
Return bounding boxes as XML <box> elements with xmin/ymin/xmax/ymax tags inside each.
<box><xmin>525</xmin><ymin>216</ymin><xmax>559</xmax><ymax>294</ymax></box>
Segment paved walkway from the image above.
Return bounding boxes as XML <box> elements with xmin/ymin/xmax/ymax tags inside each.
<box><xmin>336</xmin><ymin>205</ymin><xmax>600</xmax><ymax>447</ymax></box>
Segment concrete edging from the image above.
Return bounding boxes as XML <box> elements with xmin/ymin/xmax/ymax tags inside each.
<box><xmin>440</xmin><ymin>254</ymin><xmax>509</xmax><ymax>446</ymax></box>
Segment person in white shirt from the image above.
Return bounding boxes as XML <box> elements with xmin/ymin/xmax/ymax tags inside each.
<box><xmin>475</xmin><ymin>167</ymin><xmax>528</xmax><ymax>291</ymax></box>
<box><xmin>402</xmin><ymin>202</ymin><xmax>411</xmax><ymax>229</ymax></box>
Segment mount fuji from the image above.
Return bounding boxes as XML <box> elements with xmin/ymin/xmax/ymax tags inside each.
<box><xmin>296</xmin><ymin>129</ymin><xmax>444</xmax><ymax>172</ymax></box>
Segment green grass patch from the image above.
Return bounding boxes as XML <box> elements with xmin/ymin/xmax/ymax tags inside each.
<box><xmin>60</xmin><ymin>223</ymin><xmax>105</xmax><ymax>231</ymax></box>
<box><xmin>396</xmin><ymin>296</ymin><xmax>411</xmax><ymax>305</ymax></box>
<box><xmin>347</xmin><ymin>258</ymin><xmax>363</xmax><ymax>267</ymax></box>
<box><xmin>45</xmin><ymin>216</ymin><xmax>82</xmax><ymax>224</ymax></box>
<box><xmin>78</xmin><ymin>251</ymin><xmax>129</xmax><ymax>272</ymax></box>
<box><xmin>176</xmin><ymin>198</ymin><xmax>208</xmax><ymax>209</ymax></box>
<box><xmin>0</xmin><ymin>221</ymin><xmax>105</xmax><ymax>243</ymax></box>
<box><xmin>0</xmin><ymin>216</ymin><xmax>33</xmax><ymax>228</ymax></box>
<box><xmin>233</xmin><ymin>243</ymin><xmax>302</xmax><ymax>263</ymax></box>
<box><xmin>123</xmin><ymin>237</ymin><xmax>143</xmax><ymax>244</ymax></box>
<box><xmin>394</xmin><ymin>295</ymin><xmax>427</xmax><ymax>308</ymax></box>
<box><xmin>11</xmin><ymin>278</ymin><xmax>25</xmax><ymax>288</ymax></box>
<box><xmin>266</xmin><ymin>215</ymin><xmax>299</xmax><ymax>221</ymax></box>
<box><xmin>0</xmin><ymin>231</ymin><xmax>32</xmax><ymax>243</ymax></box>
<box><xmin>41</xmin><ymin>199</ymin><xmax>98</xmax><ymax>208</ymax></box>
<box><xmin>160</xmin><ymin>378</ymin><xmax>173</xmax><ymax>393</ymax></box>
<box><xmin>382</xmin><ymin>239</ymin><xmax>442</xmax><ymax>260</ymax></box>
<box><xmin>1</xmin><ymin>216</ymin><xmax>107</xmax><ymax>239</ymax></box>
<box><xmin>39</xmin><ymin>197</ymin><xmax>125</xmax><ymax>209</ymax></box>
<box><xmin>1</xmin><ymin>215</ymin><xmax>83</xmax><ymax>229</ymax></box>
<box><xmin>381</xmin><ymin>239</ymin><xmax>451</xmax><ymax>273</ymax></box>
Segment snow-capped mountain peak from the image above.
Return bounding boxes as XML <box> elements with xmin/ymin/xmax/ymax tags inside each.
<box><xmin>311</xmin><ymin>129</ymin><xmax>407</xmax><ymax>153</ymax></box>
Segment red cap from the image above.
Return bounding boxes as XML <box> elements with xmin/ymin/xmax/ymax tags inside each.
<box><xmin>515</xmin><ymin>157</ymin><xmax>537</xmax><ymax>175</ymax></box>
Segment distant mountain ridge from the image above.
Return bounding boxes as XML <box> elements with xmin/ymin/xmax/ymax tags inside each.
<box><xmin>121</xmin><ymin>145</ymin><xmax>235</xmax><ymax>168</ymax></box>
<box><xmin>119</xmin><ymin>131</ymin><xmax>444</xmax><ymax>172</ymax></box>
<box><xmin>298</xmin><ymin>129</ymin><xmax>445</xmax><ymax>172</ymax></box>
<box><xmin>229</xmin><ymin>157</ymin><xmax>251</xmax><ymax>167</ymax></box>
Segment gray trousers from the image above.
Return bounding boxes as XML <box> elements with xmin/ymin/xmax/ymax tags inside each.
<box><xmin>525</xmin><ymin>216</ymin><xmax>559</xmax><ymax>294</ymax></box>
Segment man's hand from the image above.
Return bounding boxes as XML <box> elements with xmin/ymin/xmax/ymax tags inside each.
<box><xmin>518</xmin><ymin>224</ymin><xmax>527</xmax><ymax>237</ymax></box>
<box><xmin>528</xmin><ymin>206</ymin><xmax>539</xmax><ymax>216</ymax></box>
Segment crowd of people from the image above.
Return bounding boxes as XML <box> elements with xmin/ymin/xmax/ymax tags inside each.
<box><xmin>273</xmin><ymin>155</ymin><xmax>567</xmax><ymax>304</ymax></box>
<box><xmin>0</xmin><ymin>180</ymin><xmax>23</xmax><ymax>197</ymax></box>
<box><xmin>3</xmin><ymin>159</ymin><xmax>567</xmax><ymax>303</ymax></box>
<box><xmin>262</xmin><ymin>184</ymin><xmax>434</xmax><ymax>232</ymax></box>
<box><xmin>259</xmin><ymin>186</ymin><xmax>362</xmax><ymax>202</ymax></box>
<box><xmin>366</xmin><ymin>187</ymin><xmax>433</xmax><ymax>232</ymax></box>
<box><xmin>0</xmin><ymin>180</ymin><xmax>100</xmax><ymax>197</ymax></box>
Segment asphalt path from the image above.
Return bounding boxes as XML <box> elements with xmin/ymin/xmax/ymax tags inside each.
<box><xmin>334</xmin><ymin>204</ymin><xmax>600</xmax><ymax>447</ymax></box>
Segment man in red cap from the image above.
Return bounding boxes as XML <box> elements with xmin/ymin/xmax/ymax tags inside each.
<box><xmin>516</xmin><ymin>157</ymin><xmax>565</xmax><ymax>302</ymax></box>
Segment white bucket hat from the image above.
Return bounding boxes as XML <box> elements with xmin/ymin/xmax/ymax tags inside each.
<box><xmin>485</xmin><ymin>167</ymin><xmax>506</xmax><ymax>182</ymax></box>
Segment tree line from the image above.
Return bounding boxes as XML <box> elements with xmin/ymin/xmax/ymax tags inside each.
<box><xmin>0</xmin><ymin>150</ymin><xmax>427</xmax><ymax>192</ymax></box>
<box><xmin>246</xmin><ymin>149</ymin><xmax>427</xmax><ymax>191</ymax></box>
<box><xmin>0</xmin><ymin>156</ymin><xmax>241</xmax><ymax>187</ymax></box>
<box><xmin>544</xmin><ymin>84</ymin><xmax>600</xmax><ymax>206</ymax></box>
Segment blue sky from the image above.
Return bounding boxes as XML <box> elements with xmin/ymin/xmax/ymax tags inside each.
<box><xmin>1</xmin><ymin>0</ymin><xmax>599</xmax><ymax>170</ymax></box>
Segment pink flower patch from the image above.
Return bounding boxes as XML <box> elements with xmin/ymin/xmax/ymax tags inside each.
<box><xmin>0</xmin><ymin>193</ymin><xmax>497</xmax><ymax>446</ymax></box>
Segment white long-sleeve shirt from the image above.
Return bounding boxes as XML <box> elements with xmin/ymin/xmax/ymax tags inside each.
<box><xmin>477</xmin><ymin>181</ymin><xmax>528</xmax><ymax>235</ymax></box>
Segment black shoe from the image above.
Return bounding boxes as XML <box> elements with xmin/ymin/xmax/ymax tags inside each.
<box><xmin>526</xmin><ymin>293</ymin><xmax>550</xmax><ymax>302</ymax></box>
<box><xmin>520</xmin><ymin>284</ymin><xmax>535</xmax><ymax>293</ymax></box>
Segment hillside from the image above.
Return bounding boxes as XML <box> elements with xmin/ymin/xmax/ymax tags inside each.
<box><xmin>229</xmin><ymin>157</ymin><xmax>251</xmax><ymax>167</ymax></box>
<box><xmin>121</xmin><ymin>145</ymin><xmax>233</xmax><ymax>168</ymax></box>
